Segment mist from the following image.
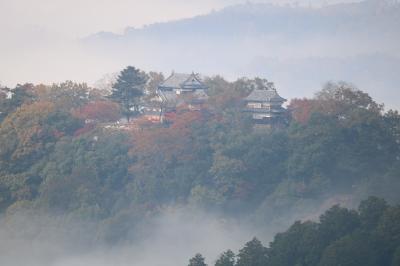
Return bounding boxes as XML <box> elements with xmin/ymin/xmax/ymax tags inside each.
<box><xmin>3</xmin><ymin>0</ymin><xmax>399</xmax><ymax>109</ymax></box>
<box><xmin>0</xmin><ymin>190</ymin><xmax>371</xmax><ymax>266</ymax></box>
<box><xmin>1</xmin><ymin>1</ymin><xmax>400</xmax><ymax>265</ymax></box>
<box><xmin>0</xmin><ymin>207</ymin><xmax>258</xmax><ymax>266</ymax></box>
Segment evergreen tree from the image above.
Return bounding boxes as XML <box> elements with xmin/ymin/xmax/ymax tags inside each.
<box><xmin>215</xmin><ymin>250</ymin><xmax>235</xmax><ymax>266</ymax></box>
<box><xmin>358</xmin><ymin>197</ymin><xmax>388</xmax><ymax>229</ymax></box>
<box><xmin>236</xmin><ymin>238</ymin><xmax>268</xmax><ymax>266</ymax></box>
<box><xmin>109</xmin><ymin>66</ymin><xmax>148</xmax><ymax>121</ymax></box>
<box><xmin>0</xmin><ymin>83</ymin><xmax>36</xmax><ymax>122</ymax></box>
<box><xmin>392</xmin><ymin>247</ymin><xmax>400</xmax><ymax>266</ymax></box>
<box><xmin>188</xmin><ymin>253</ymin><xmax>207</xmax><ymax>266</ymax></box>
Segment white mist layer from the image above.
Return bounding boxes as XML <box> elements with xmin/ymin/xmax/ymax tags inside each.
<box><xmin>0</xmin><ymin>208</ymin><xmax>261</xmax><ymax>266</ymax></box>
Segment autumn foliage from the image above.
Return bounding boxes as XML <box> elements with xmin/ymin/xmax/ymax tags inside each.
<box><xmin>288</xmin><ymin>98</ymin><xmax>317</xmax><ymax>124</ymax></box>
<box><xmin>72</xmin><ymin>100</ymin><xmax>121</xmax><ymax>123</ymax></box>
<box><xmin>130</xmin><ymin>108</ymin><xmax>204</xmax><ymax>164</ymax></box>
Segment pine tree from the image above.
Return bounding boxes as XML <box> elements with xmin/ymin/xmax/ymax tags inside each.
<box><xmin>188</xmin><ymin>253</ymin><xmax>207</xmax><ymax>266</ymax></box>
<box><xmin>236</xmin><ymin>238</ymin><xmax>268</xmax><ymax>266</ymax></box>
<box><xmin>215</xmin><ymin>250</ymin><xmax>235</xmax><ymax>266</ymax></box>
<box><xmin>109</xmin><ymin>66</ymin><xmax>148</xmax><ymax>122</ymax></box>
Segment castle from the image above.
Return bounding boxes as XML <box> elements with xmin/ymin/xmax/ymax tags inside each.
<box><xmin>141</xmin><ymin>72</ymin><xmax>208</xmax><ymax>122</ymax></box>
<box><xmin>243</xmin><ymin>80</ymin><xmax>287</xmax><ymax>125</ymax></box>
<box><xmin>141</xmin><ymin>72</ymin><xmax>287</xmax><ymax>125</ymax></box>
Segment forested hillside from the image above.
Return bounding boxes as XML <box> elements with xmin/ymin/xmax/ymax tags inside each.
<box><xmin>1</xmin><ymin>70</ymin><xmax>399</xmax><ymax>248</ymax></box>
<box><xmin>188</xmin><ymin>197</ymin><xmax>400</xmax><ymax>266</ymax></box>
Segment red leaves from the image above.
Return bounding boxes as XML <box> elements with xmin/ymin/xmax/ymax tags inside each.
<box><xmin>288</xmin><ymin>98</ymin><xmax>317</xmax><ymax>124</ymax></box>
<box><xmin>72</xmin><ymin>100</ymin><xmax>121</xmax><ymax>123</ymax></box>
<box><xmin>74</xmin><ymin>124</ymin><xmax>96</xmax><ymax>137</ymax></box>
<box><xmin>168</xmin><ymin>108</ymin><xmax>203</xmax><ymax>132</ymax></box>
<box><xmin>130</xmin><ymin>109</ymin><xmax>204</xmax><ymax>173</ymax></box>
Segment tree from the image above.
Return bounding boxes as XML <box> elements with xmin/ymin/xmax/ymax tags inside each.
<box><xmin>0</xmin><ymin>101</ymin><xmax>82</xmax><ymax>172</ymax></box>
<box><xmin>318</xmin><ymin>232</ymin><xmax>378</xmax><ymax>266</ymax></box>
<box><xmin>358</xmin><ymin>197</ymin><xmax>388</xmax><ymax>230</ymax></box>
<box><xmin>72</xmin><ymin>100</ymin><xmax>121</xmax><ymax>123</ymax></box>
<box><xmin>39</xmin><ymin>130</ymin><xmax>132</xmax><ymax>214</ymax></box>
<box><xmin>35</xmin><ymin>81</ymin><xmax>91</xmax><ymax>111</ymax></box>
<box><xmin>146</xmin><ymin>71</ymin><xmax>164</xmax><ymax>95</ymax></box>
<box><xmin>236</xmin><ymin>238</ymin><xmax>268</xmax><ymax>266</ymax></box>
<box><xmin>376</xmin><ymin>205</ymin><xmax>400</xmax><ymax>253</ymax></box>
<box><xmin>0</xmin><ymin>83</ymin><xmax>36</xmax><ymax>122</ymax></box>
<box><xmin>268</xmin><ymin>221</ymin><xmax>321</xmax><ymax>266</ymax></box>
<box><xmin>315</xmin><ymin>82</ymin><xmax>383</xmax><ymax>125</ymax></box>
<box><xmin>392</xmin><ymin>246</ymin><xmax>400</xmax><ymax>266</ymax></box>
<box><xmin>188</xmin><ymin>253</ymin><xmax>207</xmax><ymax>266</ymax></box>
<box><xmin>318</xmin><ymin>205</ymin><xmax>360</xmax><ymax>245</ymax></box>
<box><xmin>109</xmin><ymin>66</ymin><xmax>148</xmax><ymax>122</ymax></box>
<box><xmin>215</xmin><ymin>250</ymin><xmax>235</xmax><ymax>266</ymax></box>
<box><xmin>287</xmin><ymin>98</ymin><xmax>317</xmax><ymax>124</ymax></box>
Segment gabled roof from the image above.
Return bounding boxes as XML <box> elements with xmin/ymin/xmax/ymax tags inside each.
<box><xmin>158</xmin><ymin>90</ymin><xmax>181</xmax><ymax>108</ymax></box>
<box><xmin>245</xmin><ymin>88</ymin><xmax>286</xmax><ymax>103</ymax></box>
<box><xmin>158</xmin><ymin>88</ymin><xmax>209</xmax><ymax>108</ymax></box>
<box><xmin>159</xmin><ymin>72</ymin><xmax>207</xmax><ymax>90</ymax></box>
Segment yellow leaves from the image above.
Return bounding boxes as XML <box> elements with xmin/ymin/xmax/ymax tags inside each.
<box><xmin>8</xmin><ymin>101</ymin><xmax>54</xmax><ymax>126</ymax></box>
<box><xmin>0</xmin><ymin>101</ymin><xmax>55</xmax><ymax>161</ymax></box>
<box><xmin>210</xmin><ymin>153</ymin><xmax>246</xmax><ymax>178</ymax></box>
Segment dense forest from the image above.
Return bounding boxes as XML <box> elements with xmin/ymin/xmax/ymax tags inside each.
<box><xmin>188</xmin><ymin>197</ymin><xmax>400</xmax><ymax>266</ymax></box>
<box><xmin>1</xmin><ymin>66</ymin><xmax>400</xmax><ymax>263</ymax></box>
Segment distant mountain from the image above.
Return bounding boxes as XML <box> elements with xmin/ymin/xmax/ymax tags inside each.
<box><xmin>83</xmin><ymin>0</ymin><xmax>400</xmax><ymax>109</ymax></box>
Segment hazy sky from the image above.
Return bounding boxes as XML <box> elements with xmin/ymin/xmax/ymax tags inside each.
<box><xmin>0</xmin><ymin>0</ymin><xmax>368</xmax><ymax>88</ymax></box>
<box><xmin>0</xmin><ymin>0</ymin><xmax>361</xmax><ymax>37</ymax></box>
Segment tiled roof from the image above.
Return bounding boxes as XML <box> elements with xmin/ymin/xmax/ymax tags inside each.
<box><xmin>245</xmin><ymin>89</ymin><xmax>286</xmax><ymax>103</ymax></box>
<box><xmin>158</xmin><ymin>89</ymin><xmax>209</xmax><ymax>107</ymax></box>
<box><xmin>159</xmin><ymin>72</ymin><xmax>207</xmax><ymax>90</ymax></box>
<box><xmin>160</xmin><ymin>73</ymin><xmax>191</xmax><ymax>89</ymax></box>
<box><xmin>158</xmin><ymin>90</ymin><xmax>181</xmax><ymax>108</ymax></box>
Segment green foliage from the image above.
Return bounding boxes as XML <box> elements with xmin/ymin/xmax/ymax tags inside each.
<box><xmin>236</xmin><ymin>238</ymin><xmax>268</xmax><ymax>266</ymax></box>
<box><xmin>35</xmin><ymin>81</ymin><xmax>92</xmax><ymax>111</ymax></box>
<box><xmin>318</xmin><ymin>231</ymin><xmax>378</xmax><ymax>266</ymax></box>
<box><xmin>392</xmin><ymin>247</ymin><xmax>400</xmax><ymax>266</ymax></box>
<box><xmin>188</xmin><ymin>253</ymin><xmax>207</xmax><ymax>266</ymax></box>
<box><xmin>358</xmin><ymin>196</ymin><xmax>388</xmax><ymax>229</ymax></box>
<box><xmin>0</xmin><ymin>101</ymin><xmax>83</xmax><ymax>172</ymax></box>
<box><xmin>376</xmin><ymin>205</ymin><xmax>400</xmax><ymax>253</ymax></box>
<box><xmin>38</xmin><ymin>130</ymin><xmax>132</xmax><ymax>215</ymax></box>
<box><xmin>215</xmin><ymin>250</ymin><xmax>235</xmax><ymax>266</ymax></box>
<box><xmin>0</xmin><ymin>84</ymin><xmax>36</xmax><ymax>122</ymax></box>
<box><xmin>0</xmin><ymin>75</ymin><xmax>400</xmax><ymax>250</ymax></box>
<box><xmin>268</xmin><ymin>221</ymin><xmax>321</xmax><ymax>266</ymax></box>
<box><xmin>109</xmin><ymin>66</ymin><xmax>148</xmax><ymax>121</ymax></box>
<box><xmin>205</xmin><ymin>198</ymin><xmax>400</xmax><ymax>266</ymax></box>
<box><xmin>318</xmin><ymin>205</ymin><xmax>360</xmax><ymax>245</ymax></box>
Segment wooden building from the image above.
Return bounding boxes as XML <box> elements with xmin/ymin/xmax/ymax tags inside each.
<box><xmin>244</xmin><ymin>81</ymin><xmax>287</xmax><ymax>125</ymax></box>
<box><xmin>158</xmin><ymin>72</ymin><xmax>208</xmax><ymax>110</ymax></box>
<box><xmin>141</xmin><ymin>72</ymin><xmax>208</xmax><ymax>123</ymax></box>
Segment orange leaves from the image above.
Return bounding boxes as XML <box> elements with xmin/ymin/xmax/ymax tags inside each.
<box><xmin>72</xmin><ymin>100</ymin><xmax>121</xmax><ymax>123</ymax></box>
<box><xmin>9</xmin><ymin>101</ymin><xmax>55</xmax><ymax>129</ymax></box>
<box><xmin>168</xmin><ymin>108</ymin><xmax>203</xmax><ymax>132</ymax></box>
<box><xmin>73</xmin><ymin>124</ymin><xmax>96</xmax><ymax>137</ymax></box>
<box><xmin>129</xmin><ymin>109</ymin><xmax>204</xmax><ymax>173</ymax></box>
<box><xmin>288</xmin><ymin>98</ymin><xmax>317</xmax><ymax>124</ymax></box>
<box><xmin>0</xmin><ymin>101</ymin><xmax>55</xmax><ymax>161</ymax></box>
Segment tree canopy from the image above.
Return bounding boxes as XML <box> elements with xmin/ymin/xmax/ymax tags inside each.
<box><xmin>192</xmin><ymin>198</ymin><xmax>400</xmax><ymax>266</ymax></box>
<box><xmin>0</xmin><ymin>71</ymin><xmax>399</xmax><ymax>255</ymax></box>
<box><xmin>109</xmin><ymin>66</ymin><xmax>148</xmax><ymax>121</ymax></box>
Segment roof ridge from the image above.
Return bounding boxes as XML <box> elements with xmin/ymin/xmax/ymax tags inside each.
<box><xmin>182</xmin><ymin>72</ymin><xmax>201</xmax><ymax>85</ymax></box>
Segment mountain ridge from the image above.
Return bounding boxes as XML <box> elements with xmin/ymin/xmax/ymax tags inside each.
<box><xmin>82</xmin><ymin>0</ymin><xmax>400</xmax><ymax>109</ymax></box>
<box><xmin>85</xmin><ymin>0</ymin><xmax>400</xmax><ymax>40</ymax></box>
